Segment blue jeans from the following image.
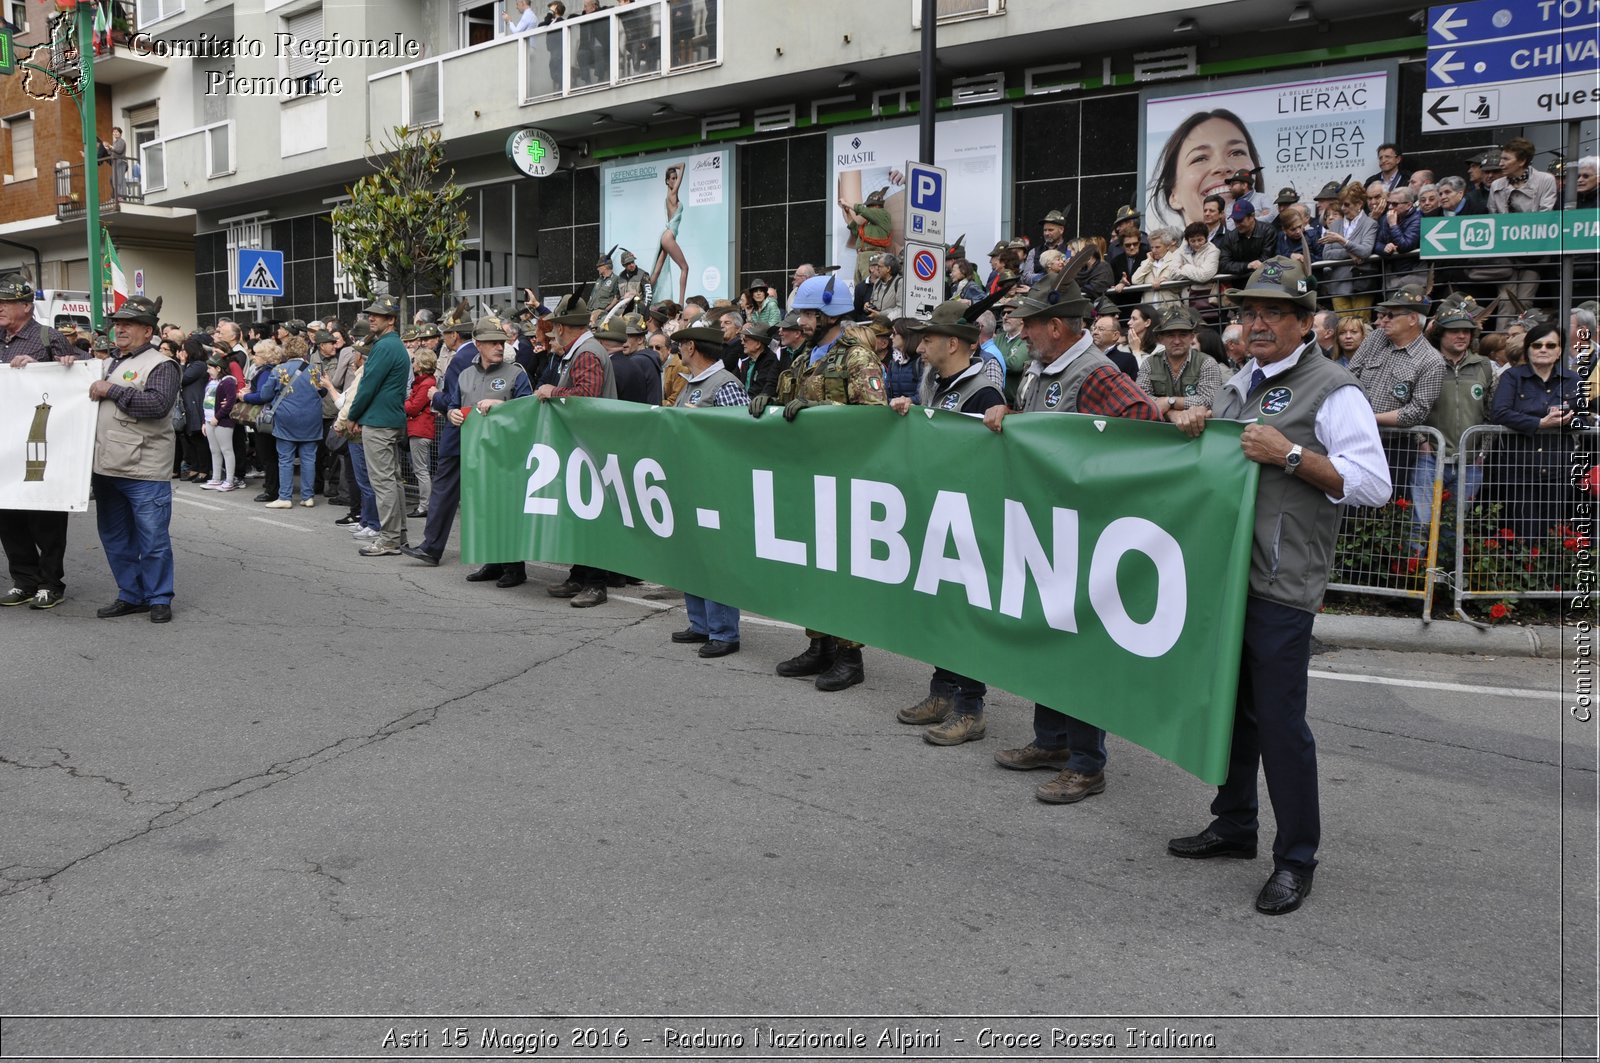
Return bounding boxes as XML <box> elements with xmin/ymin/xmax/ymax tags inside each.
<box><xmin>1410</xmin><ymin>451</ymin><xmax>1483</xmax><ymax>544</ymax></box>
<box><xmin>276</xmin><ymin>437</ymin><xmax>319</xmax><ymax>502</ymax></box>
<box><xmin>92</xmin><ymin>474</ymin><xmax>175</xmax><ymax>606</ymax></box>
<box><xmin>932</xmin><ymin>667</ymin><xmax>987</xmax><ymax>716</ymax></box>
<box><xmin>347</xmin><ymin>442</ymin><xmax>379</xmax><ymax>531</ymax></box>
<box><xmin>684</xmin><ymin>594</ymin><xmax>739</xmax><ymax>642</ymax></box>
<box><xmin>1033</xmin><ymin>706</ymin><xmax>1107</xmax><ymax>775</ymax></box>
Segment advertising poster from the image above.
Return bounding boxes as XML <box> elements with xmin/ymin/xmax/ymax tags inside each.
<box><xmin>601</xmin><ymin>148</ymin><xmax>733</xmax><ymax>304</ymax></box>
<box><xmin>829</xmin><ymin>112</ymin><xmax>1008</xmax><ymax>280</ymax></box>
<box><xmin>1139</xmin><ymin>67</ymin><xmax>1394</xmax><ymax>234</ymax></box>
<box><xmin>0</xmin><ymin>362</ymin><xmax>100</xmax><ymax>513</ymax></box>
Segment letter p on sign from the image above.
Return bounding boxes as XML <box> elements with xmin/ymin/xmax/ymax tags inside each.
<box><xmin>913</xmin><ymin>170</ymin><xmax>943</xmax><ymax>212</ymax></box>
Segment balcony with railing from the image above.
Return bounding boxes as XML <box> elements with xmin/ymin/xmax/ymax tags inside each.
<box><xmin>369</xmin><ymin>0</ymin><xmax>720</xmax><ymax>136</ymax></box>
<box><xmin>52</xmin><ymin>161</ymin><xmax>144</xmax><ymax>222</ymax></box>
<box><xmin>43</xmin><ymin>0</ymin><xmax>171</xmax><ymax>85</ymax></box>
<box><xmin>138</xmin><ymin>119</ymin><xmax>233</xmax><ymax>200</ymax></box>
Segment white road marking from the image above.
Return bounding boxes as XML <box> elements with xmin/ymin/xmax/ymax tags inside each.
<box><xmin>612</xmin><ymin>594</ymin><xmax>674</xmax><ymax>612</ymax></box>
<box><xmin>249</xmin><ymin>516</ymin><xmax>312</xmax><ymax>533</ymax></box>
<box><xmin>171</xmin><ymin>495</ymin><xmax>224</xmax><ymax>512</ymax></box>
<box><xmin>1310</xmin><ymin>669</ymin><xmax>1559</xmax><ymax>700</ymax></box>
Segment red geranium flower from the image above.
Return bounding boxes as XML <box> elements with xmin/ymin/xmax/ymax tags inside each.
<box><xmin>1395</xmin><ymin>497</ymin><xmax>1411</xmax><ymax>509</ymax></box>
<box><xmin>1566</xmin><ymin>537</ymin><xmax>1581</xmax><ymax>550</ymax></box>
<box><xmin>1581</xmin><ymin>536</ymin><xmax>1593</xmax><ymax>549</ymax></box>
<box><xmin>1441</xmin><ymin>488</ymin><xmax>1452</xmax><ymax>502</ymax></box>
<box><xmin>1530</xmin><ymin>546</ymin><xmax>1540</xmax><ymax>558</ymax></box>
<box><xmin>1499</xmin><ymin>528</ymin><xmax>1516</xmax><ymax>541</ymax></box>
<box><xmin>1407</xmin><ymin>557</ymin><xmax>1420</xmax><ymax>573</ymax></box>
<box><xmin>1490</xmin><ymin>603</ymin><xmax>1509</xmax><ymax>619</ymax></box>
<box><xmin>1485</xmin><ymin>539</ymin><xmax>1500</xmax><ymax>550</ymax></box>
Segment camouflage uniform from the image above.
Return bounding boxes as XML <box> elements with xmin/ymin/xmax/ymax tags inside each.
<box><xmin>776</xmin><ymin>334</ymin><xmax>883</xmax><ymax>653</ymax></box>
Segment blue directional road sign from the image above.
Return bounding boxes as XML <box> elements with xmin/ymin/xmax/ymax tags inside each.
<box><xmin>237</xmin><ymin>249</ymin><xmax>284</xmax><ymax>298</ymax></box>
<box><xmin>1423</xmin><ymin>0</ymin><xmax>1600</xmax><ymax>128</ymax></box>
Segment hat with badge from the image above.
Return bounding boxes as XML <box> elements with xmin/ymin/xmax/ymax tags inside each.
<box><xmin>401</xmin><ymin>326</ymin><xmax>420</xmax><ymax>343</ymax></box>
<box><xmin>349</xmin><ymin>319</ymin><xmax>372</xmax><ymax>340</ymax></box>
<box><xmin>622</xmin><ymin>313</ymin><xmax>648</xmax><ymax>337</ymax></box>
<box><xmin>362</xmin><ymin>294</ymin><xmax>401</xmax><ymax>319</ymax></box>
<box><xmin>1478</xmin><ymin>150</ymin><xmax>1504</xmax><ymax>172</ymax></box>
<box><xmin>1374</xmin><ymin>284</ymin><xmax>1430</xmax><ymax>316</ymax></box>
<box><xmin>987</xmin><ymin>240</ymin><xmax>1010</xmax><ymax>258</ymax></box>
<box><xmin>593</xmin><ymin>318</ymin><xmax>628</xmax><ymax>343</ymax></box>
<box><xmin>1314</xmin><ymin>180</ymin><xmax>1344</xmax><ymax>201</ymax></box>
<box><xmin>1113</xmin><ymin>205</ymin><xmax>1141</xmax><ymax>225</ymax></box>
<box><xmin>283</xmin><ymin>318</ymin><xmax>307</xmax><ymax>335</ymax></box>
<box><xmin>742</xmin><ymin>320</ymin><xmax>774</xmax><ymax>343</ymax></box>
<box><xmin>313</xmin><ymin>329</ymin><xmax>336</xmax><ymax>345</ymax></box>
<box><xmin>1223</xmin><ymin>256</ymin><xmax>1317</xmax><ymax>311</ymax></box>
<box><xmin>1274</xmin><ymin>187</ymin><xmax>1301</xmax><ymax>206</ymax></box>
<box><xmin>1226</xmin><ymin>169</ymin><xmax>1256</xmax><ymax>186</ymax></box>
<box><xmin>1152</xmin><ymin>304</ymin><xmax>1203</xmax><ymax>334</ymax></box>
<box><xmin>778</xmin><ymin>311</ymin><xmax>804</xmax><ymax>332</ymax></box>
<box><xmin>1041</xmin><ymin>208</ymin><xmax>1068</xmax><ymax>226</ymax></box>
<box><xmin>0</xmin><ymin>273</ymin><xmax>35</xmax><ymax>301</ymax></box>
<box><xmin>109</xmin><ymin>294</ymin><xmax>162</xmax><ymax>327</ymax></box>
<box><xmin>93</xmin><ymin>334</ymin><xmax>113</xmax><ymax>353</ymax></box>
<box><xmin>596</xmin><ymin>254</ymin><xmax>614</xmax><ymax>269</ymax></box>
<box><xmin>1005</xmin><ymin>263</ymin><xmax>1093</xmax><ymax>322</ymax></box>
<box><xmin>470</xmin><ymin>316</ymin><xmax>510</xmax><ymax>343</ymax></box>
<box><xmin>620</xmin><ymin>249</ymin><xmax>637</xmax><ymax>266</ymax></box>
<box><xmin>546</xmin><ymin>294</ymin><xmax>592</xmax><ymax>326</ymax></box>
<box><xmin>894</xmin><ymin>299</ymin><xmax>981</xmax><ymax>342</ymax></box>
<box><xmin>1432</xmin><ymin>296</ymin><xmax>1483</xmax><ymax>331</ymax></box>
<box><xmin>672</xmin><ymin>325</ymin><xmax>725</xmax><ymax>348</ymax></box>
<box><xmin>414</xmin><ymin>323</ymin><xmax>441</xmax><ymax>340</ymax></box>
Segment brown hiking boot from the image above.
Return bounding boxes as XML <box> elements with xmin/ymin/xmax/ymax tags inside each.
<box><xmin>1034</xmin><ymin>769</ymin><xmax>1106</xmax><ymax>804</ymax></box>
<box><xmin>993</xmin><ymin>743</ymin><xmax>1074</xmax><ymax>772</ymax></box>
<box><xmin>923</xmin><ymin>712</ymin><xmax>986</xmax><ymax>746</ymax></box>
<box><xmin>547</xmin><ymin>579</ymin><xmax>582</xmax><ymax>598</ymax></box>
<box><xmin>896</xmin><ymin>693</ymin><xmax>953</xmax><ymax>725</ymax></box>
<box><xmin>570</xmin><ymin>585</ymin><xmax>607</xmax><ymax>608</ymax></box>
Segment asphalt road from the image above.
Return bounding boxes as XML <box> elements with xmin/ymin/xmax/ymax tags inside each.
<box><xmin>0</xmin><ymin>483</ymin><xmax>1593</xmax><ymax>1062</ymax></box>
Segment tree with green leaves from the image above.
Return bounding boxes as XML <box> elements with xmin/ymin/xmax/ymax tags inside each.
<box><xmin>331</xmin><ymin>126</ymin><xmax>468</xmax><ymax>319</ymax></box>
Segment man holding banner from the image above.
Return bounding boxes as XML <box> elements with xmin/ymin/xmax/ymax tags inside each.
<box><xmin>0</xmin><ymin>275</ymin><xmax>76</xmax><ymax>610</ymax></box>
<box><xmin>1168</xmin><ymin>257</ymin><xmax>1390</xmax><ymax>915</ymax></box>
<box><xmin>981</xmin><ymin>270</ymin><xmax>1164</xmax><ymax>804</ymax></box>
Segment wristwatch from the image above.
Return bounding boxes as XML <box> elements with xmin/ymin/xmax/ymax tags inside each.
<box><xmin>1283</xmin><ymin>444</ymin><xmax>1303</xmax><ymax>475</ymax></box>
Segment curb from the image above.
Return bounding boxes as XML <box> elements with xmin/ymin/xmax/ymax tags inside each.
<box><xmin>1313</xmin><ymin>614</ymin><xmax>1560</xmax><ymax>659</ymax></box>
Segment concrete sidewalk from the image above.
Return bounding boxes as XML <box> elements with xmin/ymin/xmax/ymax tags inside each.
<box><xmin>1314</xmin><ymin>613</ymin><xmax>1566</xmax><ymax>658</ymax></box>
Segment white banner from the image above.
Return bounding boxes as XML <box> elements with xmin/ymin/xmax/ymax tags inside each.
<box><xmin>829</xmin><ymin>113</ymin><xmax>1007</xmax><ymax>277</ymax></box>
<box><xmin>1140</xmin><ymin>69</ymin><xmax>1393</xmax><ymax>235</ymax></box>
<box><xmin>0</xmin><ymin>363</ymin><xmax>100</xmax><ymax>512</ymax></box>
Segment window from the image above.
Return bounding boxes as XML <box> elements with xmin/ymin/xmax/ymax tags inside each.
<box><xmin>3</xmin><ymin>0</ymin><xmax>27</xmax><ymax>34</ymax></box>
<box><xmin>3</xmin><ymin>114</ymin><xmax>35</xmax><ymax>182</ymax></box>
<box><xmin>459</xmin><ymin>0</ymin><xmax>495</xmax><ymax>48</ymax></box>
<box><xmin>282</xmin><ymin>6</ymin><xmax>323</xmax><ymax>94</ymax></box>
<box><xmin>135</xmin><ymin>0</ymin><xmax>183</xmax><ymax>27</ymax></box>
<box><xmin>223</xmin><ymin>214</ymin><xmax>269</xmax><ymax>311</ymax></box>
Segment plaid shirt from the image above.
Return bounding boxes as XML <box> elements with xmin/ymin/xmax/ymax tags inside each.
<box><xmin>1348</xmin><ymin>329</ymin><xmax>1445</xmax><ymax>427</ymax></box>
<box><xmin>1077</xmin><ymin>364</ymin><xmax>1165</xmax><ymax>421</ymax></box>
<box><xmin>549</xmin><ymin>350</ymin><xmax>607</xmax><ymax>398</ymax></box>
<box><xmin>0</xmin><ymin>318</ymin><xmax>74</xmax><ymax>364</ymax></box>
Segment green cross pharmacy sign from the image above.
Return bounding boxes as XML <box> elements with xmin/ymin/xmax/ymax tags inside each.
<box><xmin>0</xmin><ymin>29</ymin><xmax>13</xmax><ymax>77</ymax></box>
<box><xmin>506</xmin><ymin>127</ymin><xmax>560</xmax><ymax>178</ymax></box>
<box><xmin>1422</xmin><ymin>209</ymin><xmax>1600</xmax><ymax>259</ymax></box>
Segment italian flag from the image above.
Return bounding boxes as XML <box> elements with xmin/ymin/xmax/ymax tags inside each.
<box><xmin>103</xmin><ymin>229</ymin><xmax>127</xmax><ymax>313</ymax></box>
<box><xmin>92</xmin><ymin>2</ymin><xmax>112</xmax><ymax>55</ymax></box>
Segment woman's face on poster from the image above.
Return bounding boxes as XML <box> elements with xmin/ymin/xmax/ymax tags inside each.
<box><xmin>1168</xmin><ymin>116</ymin><xmax>1254</xmax><ymax>226</ymax></box>
<box><xmin>665</xmin><ymin>167</ymin><xmax>681</xmax><ymax>191</ymax></box>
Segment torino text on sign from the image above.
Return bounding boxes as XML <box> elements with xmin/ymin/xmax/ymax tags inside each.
<box><xmin>1422</xmin><ymin>209</ymin><xmax>1600</xmax><ymax>258</ymax></box>
<box><xmin>1422</xmin><ymin>0</ymin><xmax>1600</xmax><ymax>128</ymax></box>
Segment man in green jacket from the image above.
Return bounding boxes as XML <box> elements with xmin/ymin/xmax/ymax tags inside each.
<box><xmin>346</xmin><ymin>295</ymin><xmax>411</xmax><ymax>557</ymax></box>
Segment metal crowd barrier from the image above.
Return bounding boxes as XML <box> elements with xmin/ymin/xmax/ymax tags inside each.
<box><xmin>1450</xmin><ymin>424</ymin><xmax>1597</xmax><ymax>621</ymax></box>
<box><xmin>1327</xmin><ymin>426</ymin><xmax>1448</xmax><ymax>620</ymax></box>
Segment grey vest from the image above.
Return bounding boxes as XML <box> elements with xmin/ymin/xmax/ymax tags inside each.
<box><xmin>918</xmin><ymin>359</ymin><xmax>994</xmax><ymax>412</ymax></box>
<box><xmin>1213</xmin><ymin>343</ymin><xmax>1358</xmax><ymax>613</ymax></box>
<box><xmin>94</xmin><ymin>346</ymin><xmax>177</xmax><ymax>480</ymax></box>
<box><xmin>556</xmin><ymin>336</ymin><xmax>618</xmax><ymax>399</ymax></box>
<box><xmin>1015</xmin><ymin>341</ymin><xmax>1115</xmax><ymax>414</ymax></box>
<box><xmin>674</xmin><ymin>367</ymin><xmax>741</xmax><ymax>407</ymax></box>
<box><xmin>459</xmin><ymin>359</ymin><xmax>529</xmax><ymax>407</ymax></box>
<box><xmin>1144</xmin><ymin>352</ymin><xmax>1206</xmax><ymax>397</ymax></box>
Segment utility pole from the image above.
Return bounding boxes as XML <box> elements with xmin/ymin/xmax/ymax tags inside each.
<box><xmin>918</xmin><ymin>0</ymin><xmax>936</xmax><ymax>164</ymax></box>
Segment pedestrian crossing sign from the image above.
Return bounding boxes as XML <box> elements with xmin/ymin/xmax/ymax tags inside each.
<box><xmin>237</xmin><ymin>249</ymin><xmax>284</xmax><ymax>298</ymax></box>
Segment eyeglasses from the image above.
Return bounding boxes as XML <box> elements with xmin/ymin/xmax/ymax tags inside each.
<box><xmin>1237</xmin><ymin>306</ymin><xmax>1292</xmax><ymax>324</ymax></box>
<box><xmin>1527</xmin><ymin>340</ymin><xmax>1562</xmax><ymax>349</ymax></box>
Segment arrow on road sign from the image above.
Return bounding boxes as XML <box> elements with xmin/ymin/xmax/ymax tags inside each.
<box><xmin>1427</xmin><ymin>95</ymin><xmax>1461</xmax><ymax>126</ymax></box>
<box><xmin>1431</xmin><ymin>49</ymin><xmax>1466</xmax><ymax>83</ymax></box>
<box><xmin>1432</xmin><ymin>5</ymin><xmax>1469</xmax><ymax>41</ymax></box>
<box><xmin>1425</xmin><ymin>227</ymin><xmax>1454</xmax><ymax>253</ymax></box>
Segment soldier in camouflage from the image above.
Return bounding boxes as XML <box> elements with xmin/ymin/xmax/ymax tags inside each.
<box><xmin>749</xmin><ymin>271</ymin><xmax>885</xmax><ymax>692</ymax></box>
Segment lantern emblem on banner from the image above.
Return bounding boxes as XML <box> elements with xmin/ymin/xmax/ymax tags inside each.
<box><xmin>25</xmin><ymin>394</ymin><xmax>50</xmax><ymax>482</ymax></box>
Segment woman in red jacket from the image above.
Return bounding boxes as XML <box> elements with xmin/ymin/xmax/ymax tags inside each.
<box><xmin>405</xmin><ymin>349</ymin><xmax>438</xmax><ymax>519</ymax></box>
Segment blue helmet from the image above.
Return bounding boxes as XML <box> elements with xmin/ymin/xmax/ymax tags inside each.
<box><xmin>790</xmin><ymin>273</ymin><xmax>853</xmax><ymax>314</ymax></box>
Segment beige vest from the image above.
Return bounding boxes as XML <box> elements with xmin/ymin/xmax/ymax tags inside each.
<box><xmin>94</xmin><ymin>347</ymin><xmax>177</xmax><ymax>480</ymax></box>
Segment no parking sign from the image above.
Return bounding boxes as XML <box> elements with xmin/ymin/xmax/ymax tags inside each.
<box><xmin>902</xmin><ymin>240</ymin><xmax>945</xmax><ymax>321</ymax></box>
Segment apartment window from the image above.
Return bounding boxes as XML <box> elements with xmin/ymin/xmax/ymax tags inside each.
<box><xmin>224</xmin><ymin>214</ymin><xmax>269</xmax><ymax>311</ymax></box>
<box><xmin>459</xmin><ymin>0</ymin><xmax>496</xmax><ymax>48</ymax></box>
<box><xmin>135</xmin><ymin>0</ymin><xmax>184</xmax><ymax>27</ymax></box>
<box><xmin>282</xmin><ymin>6</ymin><xmax>324</xmax><ymax>94</ymax></box>
<box><xmin>912</xmin><ymin>0</ymin><xmax>1005</xmax><ymax>27</ymax></box>
<box><xmin>3</xmin><ymin>1</ymin><xmax>28</xmax><ymax>34</ymax></box>
<box><xmin>3</xmin><ymin>114</ymin><xmax>35</xmax><ymax>182</ymax></box>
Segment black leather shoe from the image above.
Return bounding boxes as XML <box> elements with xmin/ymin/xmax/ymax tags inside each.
<box><xmin>335</xmin><ymin>513</ymin><xmax>361</xmax><ymax>526</ymax></box>
<box><xmin>406</xmin><ymin>508</ymin><xmax>427</xmax><ymax>518</ymax></box>
<box><xmin>465</xmin><ymin>566</ymin><xmax>503</xmax><ymax>582</ymax></box>
<box><xmin>1255</xmin><ymin>869</ymin><xmax>1312</xmax><ymax>915</ymax></box>
<box><xmin>400</xmin><ymin>545</ymin><xmax>440</xmax><ymax>566</ymax></box>
<box><xmin>149</xmin><ymin>604</ymin><xmax>172</xmax><ymax>624</ymax></box>
<box><xmin>96</xmin><ymin>599</ymin><xmax>150</xmax><ymax>619</ymax></box>
<box><xmin>495</xmin><ymin>571</ymin><xmax>527</xmax><ymax>589</ymax></box>
<box><xmin>1167</xmin><ymin>828</ymin><xmax>1257</xmax><ymax>860</ymax></box>
<box><xmin>699</xmin><ymin>640</ymin><xmax>740</xmax><ymax>658</ymax></box>
<box><xmin>546</xmin><ymin>579</ymin><xmax>582</xmax><ymax>598</ymax></box>
<box><xmin>671</xmin><ymin>628</ymin><xmax>709</xmax><ymax>644</ymax></box>
<box><xmin>252</xmin><ymin>491</ymin><xmax>274</xmax><ymax>502</ymax></box>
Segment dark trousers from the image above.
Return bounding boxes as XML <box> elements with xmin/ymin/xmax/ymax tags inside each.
<box><xmin>1033</xmin><ymin>706</ymin><xmax>1107</xmax><ymax>775</ymax></box>
<box><xmin>233</xmin><ymin>422</ymin><xmax>250</xmax><ymax>475</ymax></box>
<box><xmin>1208</xmin><ymin>596</ymin><xmax>1320</xmax><ymax>876</ymax></box>
<box><xmin>254</xmin><ymin>431</ymin><xmax>279</xmax><ymax>497</ymax></box>
<box><xmin>572</xmin><ymin>564</ymin><xmax>608</xmax><ymax>587</ymax></box>
<box><xmin>417</xmin><ymin>449</ymin><xmax>461</xmax><ymax>558</ymax></box>
<box><xmin>0</xmin><ymin>509</ymin><xmax>69</xmax><ymax>594</ymax></box>
<box><xmin>313</xmin><ymin>419</ymin><xmax>333</xmax><ymax>493</ymax></box>
<box><xmin>180</xmin><ymin>430</ymin><xmax>210</xmax><ymax>477</ymax></box>
<box><xmin>932</xmin><ymin>667</ymin><xmax>987</xmax><ymax>716</ymax></box>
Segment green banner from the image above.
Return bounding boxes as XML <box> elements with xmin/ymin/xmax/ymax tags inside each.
<box><xmin>461</xmin><ymin>400</ymin><xmax>1260</xmax><ymax>784</ymax></box>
